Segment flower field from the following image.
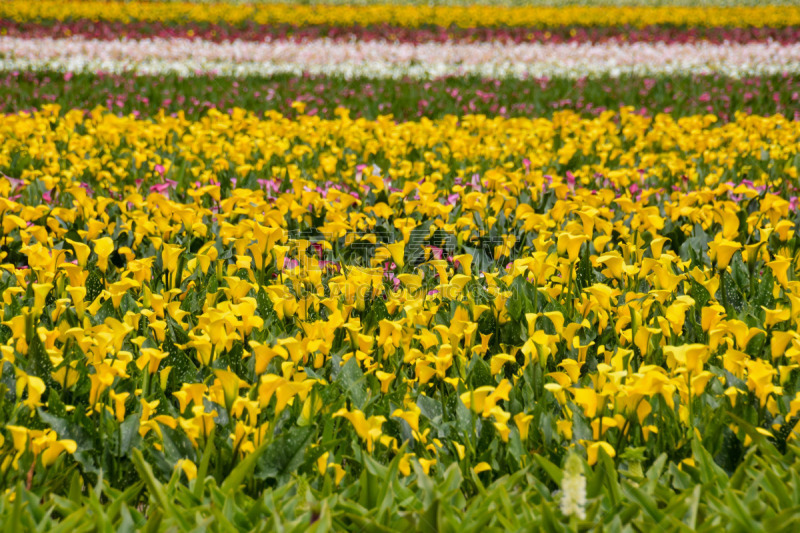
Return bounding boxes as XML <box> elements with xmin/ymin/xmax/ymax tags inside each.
<box><xmin>2</xmin><ymin>1</ymin><xmax>800</xmax><ymax>531</ymax></box>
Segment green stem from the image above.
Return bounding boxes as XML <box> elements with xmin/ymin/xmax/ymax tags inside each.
<box><xmin>720</xmin><ymin>269</ymin><xmax>730</xmax><ymax>311</ymax></box>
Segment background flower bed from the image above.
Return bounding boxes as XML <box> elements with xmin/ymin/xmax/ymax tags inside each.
<box><xmin>5</xmin><ymin>20</ymin><xmax>800</xmax><ymax>44</ymax></box>
<box><xmin>1</xmin><ymin>71</ymin><xmax>797</xmax><ymax>121</ymax></box>
<box><xmin>2</xmin><ymin>1</ymin><xmax>800</xmax><ymax>28</ymax></box>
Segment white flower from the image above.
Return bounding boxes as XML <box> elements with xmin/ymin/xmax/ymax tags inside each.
<box><xmin>2</xmin><ymin>36</ymin><xmax>800</xmax><ymax>79</ymax></box>
<box><xmin>560</xmin><ymin>452</ymin><xmax>587</xmax><ymax>521</ymax></box>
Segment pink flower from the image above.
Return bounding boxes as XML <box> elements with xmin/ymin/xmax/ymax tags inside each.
<box><xmin>149</xmin><ymin>179</ymin><xmax>177</xmax><ymax>195</ymax></box>
<box><xmin>470</xmin><ymin>173</ymin><xmax>483</xmax><ymax>191</ymax></box>
<box><xmin>5</xmin><ymin>176</ymin><xmax>25</xmax><ymax>191</ymax></box>
<box><xmin>319</xmin><ymin>260</ymin><xmax>340</xmax><ymax>273</ymax></box>
<box><xmin>258</xmin><ymin>178</ymin><xmax>281</xmax><ymax>194</ymax></box>
<box><xmin>566</xmin><ymin>171</ymin><xmax>576</xmax><ymax>189</ymax></box>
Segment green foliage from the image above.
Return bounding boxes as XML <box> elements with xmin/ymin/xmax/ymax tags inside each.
<box><xmin>2</xmin><ymin>72</ymin><xmax>800</xmax><ymax>122</ymax></box>
<box><xmin>4</xmin><ymin>442</ymin><xmax>800</xmax><ymax>531</ymax></box>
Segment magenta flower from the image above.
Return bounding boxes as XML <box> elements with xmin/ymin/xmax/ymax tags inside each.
<box><xmin>79</xmin><ymin>182</ymin><xmax>94</xmax><ymax>197</ymax></box>
<box><xmin>149</xmin><ymin>179</ymin><xmax>177</xmax><ymax>195</ymax></box>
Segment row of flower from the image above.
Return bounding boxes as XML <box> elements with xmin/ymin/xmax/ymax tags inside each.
<box><xmin>2</xmin><ymin>71</ymin><xmax>797</xmax><ymax>122</ymax></box>
<box><xmin>4</xmin><ymin>37</ymin><xmax>800</xmax><ymax>79</ymax></box>
<box><xmin>106</xmin><ymin>0</ymin><xmax>797</xmax><ymax>5</ymax></box>
<box><xmin>6</xmin><ymin>20</ymin><xmax>800</xmax><ymax>44</ymax></box>
<box><xmin>1</xmin><ymin>107</ymin><xmax>800</xmax><ymax>527</ymax></box>
<box><xmin>2</xmin><ymin>1</ymin><xmax>799</xmax><ymax>28</ymax></box>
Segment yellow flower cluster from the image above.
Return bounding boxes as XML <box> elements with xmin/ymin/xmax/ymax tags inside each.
<box><xmin>1</xmin><ymin>106</ymin><xmax>799</xmax><ymax>481</ymax></box>
<box><xmin>1</xmin><ymin>1</ymin><xmax>799</xmax><ymax>28</ymax></box>
<box><xmin>0</xmin><ymin>107</ymin><xmax>796</xmax><ymax>194</ymax></box>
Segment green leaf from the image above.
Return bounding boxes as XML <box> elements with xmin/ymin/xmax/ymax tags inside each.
<box><xmin>730</xmin><ymin>253</ymin><xmax>750</xmax><ymax>295</ymax></box>
<box><xmin>38</xmin><ymin>408</ymin><xmax>92</xmax><ymax>451</ymax></box>
<box><xmin>468</xmin><ymin>357</ymin><xmax>493</xmax><ymax>388</ymax></box>
<box><xmin>691</xmin><ymin>437</ymin><xmax>728</xmax><ymax>490</ymax></box>
<box><xmin>159</xmin><ymin>423</ymin><xmax>197</xmax><ymax>464</ymax></box>
<box><xmin>533</xmin><ymin>454</ymin><xmax>563</xmax><ymax>485</ymax></box>
<box><xmin>752</xmin><ymin>269</ymin><xmax>775</xmax><ymax>308</ymax></box>
<box><xmin>598</xmin><ymin>450</ymin><xmax>621</xmax><ymax>506</ymax></box>
<box><xmin>724</xmin><ymin>490</ymin><xmax>763</xmax><ymax>532</ymax></box>
<box><xmin>575</xmin><ymin>245</ymin><xmax>594</xmax><ymax>290</ymax></box>
<box><xmin>722</xmin><ymin>273</ymin><xmax>745</xmax><ymax>313</ymax></box>
<box><xmin>755</xmin><ymin>456</ymin><xmax>792</xmax><ymax>509</ymax></box>
<box><xmin>85</xmin><ymin>270</ymin><xmax>104</xmax><ymax>302</ymax></box>
<box><xmin>745</xmin><ymin>332</ymin><xmax>766</xmax><ymax>358</ymax></box>
<box><xmin>416</xmin><ymin>394</ymin><xmax>443</xmax><ymax>423</ymax></box>
<box><xmin>689</xmin><ymin>280</ymin><xmax>710</xmax><ymax>312</ymax></box>
<box><xmin>93</xmin><ymin>298</ymin><xmax>118</xmax><ymax>323</ymax></box>
<box><xmin>763</xmin><ymin>505</ymin><xmax>800</xmax><ymax>531</ymax></box>
<box><xmin>130</xmin><ymin>449</ymin><xmax>190</xmax><ymax>531</ymax></box>
<box><xmin>622</xmin><ymin>483</ymin><xmax>663</xmax><ymax>523</ymax></box>
<box><xmin>338</xmin><ymin>357</ymin><xmax>367</xmax><ymax>409</ymax></box>
<box><xmin>727</xmin><ymin>412</ymin><xmax>782</xmax><ymax>462</ymax></box>
<box><xmin>255</xmin><ymin>425</ymin><xmax>315</xmax><ymax>482</ymax></box>
<box><xmin>27</xmin><ymin>334</ymin><xmax>55</xmax><ymax>387</ymax></box>
<box><xmin>161</xmin><ymin>339</ymin><xmax>197</xmax><ymax>389</ymax></box>
<box><xmin>193</xmin><ymin>427</ymin><xmax>216</xmax><ymax>499</ymax></box>
<box><xmin>117</xmin><ymin>414</ymin><xmax>140</xmax><ymax>457</ymax></box>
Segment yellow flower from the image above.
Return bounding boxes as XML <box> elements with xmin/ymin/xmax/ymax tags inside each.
<box><xmin>108</xmin><ymin>390</ymin><xmax>129</xmax><ymax>422</ymax></box>
<box><xmin>89</xmin><ymin>365</ymin><xmax>115</xmax><ymax>406</ymax></box>
<box><xmin>473</xmin><ymin>462</ymin><xmax>492</xmax><ymax>474</ymax></box>
<box><xmin>490</xmin><ymin>354</ymin><xmax>516</xmax><ymax>376</ymax></box>
<box><xmin>137</xmin><ymin>348</ymin><xmax>169</xmax><ymax>375</ymax></box>
<box><xmin>664</xmin><ymin>344</ymin><xmax>709</xmax><ymax>373</ymax></box>
<box><xmin>708</xmin><ymin>238</ymin><xmax>741</xmax><ymax>270</ymax></box>
<box><xmin>161</xmin><ymin>243</ymin><xmax>185</xmax><ymax>276</ymax></box>
<box><xmin>596</xmin><ymin>252</ymin><xmax>625</xmax><ymax>280</ymax></box>
<box><xmin>385</xmin><ymin>241</ymin><xmax>405</xmax><ymax>268</ymax></box>
<box><xmin>17</xmin><ymin>373</ymin><xmax>46</xmax><ymax>410</ymax></box>
<box><xmin>66</xmin><ymin>238</ymin><xmax>91</xmax><ymax>267</ymax></box>
<box><xmin>763</xmin><ymin>306</ymin><xmax>791</xmax><ymax>329</ymax></box>
<box><xmin>556</xmin><ymin>233</ymin><xmax>588</xmax><ymax>262</ymax></box>
<box><xmin>6</xmin><ymin>2</ymin><xmax>798</xmax><ymax>28</ymax></box>
<box><xmin>333</xmin><ymin>408</ymin><xmax>386</xmax><ymax>453</ymax></box>
<box><xmin>92</xmin><ymin>237</ymin><xmax>115</xmax><ymax>273</ymax></box>
<box><xmin>375</xmin><ymin>370</ymin><xmax>396</xmax><ymax>393</ymax></box>
<box><xmin>214</xmin><ymin>369</ymin><xmax>244</xmax><ymax>414</ymax></box>
<box><xmin>586</xmin><ymin>441</ymin><xmax>616</xmax><ymax>466</ymax></box>
<box><xmin>766</xmin><ymin>257</ymin><xmax>792</xmax><ymax>288</ymax></box>
<box><xmin>392</xmin><ymin>406</ymin><xmax>422</xmax><ymax>435</ymax></box>
<box><xmin>513</xmin><ymin>412</ymin><xmax>534</xmax><ymax>442</ymax></box>
<box><xmin>41</xmin><ymin>439</ymin><xmax>78</xmax><ymax>468</ymax></box>
<box><xmin>177</xmin><ymin>458</ymin><xmax>198</xmax><ymax>481</ymax></box>
<box><xmin>6</xmin><ymin>425</ymin><xmax>30</xmax><ymax>469</ymax></box>
<box><xmin>31</xmin><ymin>283</ymin><xmax>53</xmax><ymax>314</ymax></box>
